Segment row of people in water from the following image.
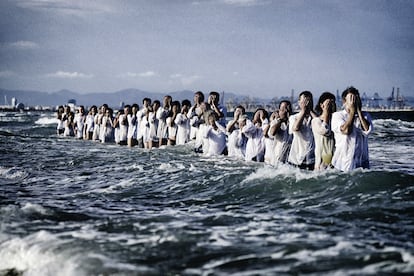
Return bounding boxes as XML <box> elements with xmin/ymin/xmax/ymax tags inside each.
<box><xmin>56</xmin><ymin>87</ymin><xmax>373</xmax><ymax>172</ymax></box>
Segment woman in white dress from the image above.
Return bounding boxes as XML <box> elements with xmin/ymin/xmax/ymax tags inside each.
<box><xmin>226</xmin><ymin>105</ymin><xmax>247</xmax><ymax>159</ymax></box>
<box><xmin>166</xmin><ymin>101</ymin><xmax>180</xmax><ymax>146</ymax></box>
<box><xmin>102</xmin><ymin>108</ymin><xmax>114</xmax><ymax>143</ymax></box>
<box><xmin>175</xmin><ymin>100</ymin><xmax>191</xmax><ymax>145</ymax></box>
<box><xmin>312</xmin><ymin>92</ymin><xmax>336</xmax><ymax>170</ymax></box>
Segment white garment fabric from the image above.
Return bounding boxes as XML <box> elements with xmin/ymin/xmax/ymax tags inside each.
<box><xmin>175</xmin><ymin>113</ymin><xmax>190</xmax><ymax>145</ymax></box>
<box><xmin>288</xmin><ymin>114</ymin><xmax>315</xmax><ymax>166</ymax></box>
<box><xmin>312</xmin><ymin>117</ymin><xmax>335</xmax><ymax>170</ymax></box>
<box><xmin>268</xmin><ymin>120</ymin><xmax>292</xmax><ymax>165</ymax></box>
<box><xmin>148</xmin><ymin>111</ymin><xmax>159</xmax><ymax>142</ymax></box>
<box><xmin>92</xmin><ymin>114</ymin><xmax>101</xmax><ymax>141</ymax></box>
<box><xmin>188</xmin><ymin>105</ymin><xmax>203</xmax><ymax>140</ymax></box>
<box><xmin>74</xmin><ymin>113</ymin><xmax>85</xmax><ymax>139</ymax></box>
<box><xmin>227</xmin><ymin>128</ymin><xmax>247</xmax><ymax>159</ymax></box>
<box><xmin>118</xmin><ymin>114</ymin><xmax>128</xmax><ymax>142</ymax></box>
<box><xmin>204</xmin><ymin>122</ymin><xmax>227</xmax><ymax>156</ymax></box>
<box><xmin>242</xmin><ymin>119</ymin><xmax>266</xmax><ymax>162</ymax></box>
<box><xmin>127</xmin><ymin>114</ymin><xmax>137</xmax><ymax>139</ymax></box>
<box><xmin>331</xmin><ymin>110</ymin><xmax>373</xmax><ymax>171</ymax></box>
<box><xmin>85</xmin><ymin>114</ymin><xmax>95</xmax><ymax>134</ymax></box>
<box><xmin>166</xmin><ymin>117</ymin><xmax>177</xmax><ymax>141</ymax></box>
<box><xmin>141</xmin><ymin>115</ymin><xmax>151</xmax><ymax>143</ymax></box>
<box><xmin>136</xmin><ymin>108</ymin><xmax>147</xmax><ymax>140</ymax></box>
<box><xmin>102</xmin><ymin>116</ymin><xmax>114</xmax><ymax>143</ymax></box>
<box><xmin>156</xmin><ymin>107</ymin><xmax>169</xmax><ymax>140</ymax></box>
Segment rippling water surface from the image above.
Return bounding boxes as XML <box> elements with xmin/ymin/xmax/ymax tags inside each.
<box><xmin>1</xmin><ymin>112</ymin><xmax>414</xmax><ymax>275</ymax></box>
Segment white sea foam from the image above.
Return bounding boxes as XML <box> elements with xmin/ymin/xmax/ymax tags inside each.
<box><xmin>34</xmin><ymin>116</ymin><xmax>59</xmax><ymax>125</ymax></box>
<box><xmin>241</xmin><ymin>163</ymin><xmax>336</xmax><ymax>184</ymax></box>
<box><xmin>21</xmin><ymin>202</ymin><xmax>49</xmax><ymax>216</ymax></box>
<box><xmin>0</xmin><ymin>166</ymin><xmax>28</xmax><ymax>180</ymax></box>
<box><xmin>0</xmin><ymin>231</ymin><xmax>82</xmax><ymax>276</ymax></box>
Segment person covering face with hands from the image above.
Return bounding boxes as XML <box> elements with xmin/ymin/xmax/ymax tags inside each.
<box><xmin>331</xmin><ymin>86</ymin><xmax>373</xmax><ymax>171</ymax></box>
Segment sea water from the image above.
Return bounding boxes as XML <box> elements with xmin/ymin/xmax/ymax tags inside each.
<box><xmin>0</xmin><ymin>111</ymin><xmax>413</xmax><ymax>275</ymax></box>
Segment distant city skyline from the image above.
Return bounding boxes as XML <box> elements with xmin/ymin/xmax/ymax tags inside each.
<box><xmin>0</xmin><ymin>0</ymin><xmax>413</xmax><ymax>99</ymax></box>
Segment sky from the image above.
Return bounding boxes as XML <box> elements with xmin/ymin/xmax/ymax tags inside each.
<box><xmin>0</xmin><ymin>0</ymin><xmax>413</xmax><ymax>99</ymax></box>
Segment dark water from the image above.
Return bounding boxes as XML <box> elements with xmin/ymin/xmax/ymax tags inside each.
<box><xmin>0</xmin><ymin>112</ymin><xmax>413</xmax><ymax>275</ymax></box>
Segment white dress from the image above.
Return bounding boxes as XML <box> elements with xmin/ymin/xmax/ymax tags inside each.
<box><xmin>242</xmin><ymin>119</ymin><xmax>266</xmax><ymax>162</ymax></box>
<box><xmin>118</xmin><ymin>114</ymin><xmax>128</xmax><ymax>143</ymax></box>
<box><xmin>331</xmin><ymin>110</ymin><xmax>373</xmax><ymax>171</ymax></box>
<box><xmin>74</xmin><ymin>113</ymin><xmax>85</xmax><ymax>139</ymax></box>
<box><xmin>175</xmin><ymin>113</ymin><xmax>190</xmax><ymax>145</ymax></box>
<box><xmin>166</xmin><ymin>117</ymin><xmax>178</xmax><ymax>141</ymax></box>
<box><xmin>127</xmin><ymin>114</ymin><xmax>137</xmax><ymax>139</ymax></box>
<box><xmin>204</xmin><ymin>123</ymin><xmax>227</xmax><ymax>156</ymax></box>
<box><xmin>227</xmin><ymin>128</ymin><xmax>247</xmax><ymax>159</ymax></box>
<box><xmin>312</xmin><ymin>117</ymin><xmax>335</xmax><ymax>170</ymax></box>
<box><xmin>92</xmin><ymin>114</ymin><xmax>101</xmax><ymax>141</ymax></box>
<box><xmin>148</xmin><ymin>111</ymin><xmax>159</xmax><ymax>143</ymax></box>
<box><xmin>85</xmin><ymin>114</ymin><xmax>95</xmax><ymax>134</ymax></box>
<box><xmin>288</xmin><ymin>113</ymin><xmax>315</xmax><ymax>166</ymax></box>
<box><xmin>156</xmin><ymin>107</ymin><xmax>169</xmax><ymax>140</ymax></box>
<box><xmin>188</xmin><ymin>105</ymin><xmax>202</xmax><ymax>140</ymax></box>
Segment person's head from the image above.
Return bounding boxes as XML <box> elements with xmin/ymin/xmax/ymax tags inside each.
<box><xmin>298</xmin><ymin>91</ymin><xmax>314</xmax><ymax>110</ymax></box>
<box><xmin>208</xmin><ymin>91</ymin><xmax>220</xmax><ymax>105</ymax></box>
<box><xmin>90</xmin><ymin>105</ymin><xmax>97</xmax><ymax>114</ymax></box>
<box><xmin>341</xmin><ymin>86</ymin><xmax>359</xmax><ymax>103</ymax></box>
<box><xmin>315</xmin><ymin>92</ymin><xmax>336</xmax><ymax>114</ymax></box>
<box><xmin>234</xmin><ymin>105</ymin><xmax>246</xmax><ymax>117</ymax></box>
<box><xmin>78</xmin><ymin>105</ymin><xmax>85</xmax><ymax>114</ymax></box>
<box><xmin>341</xmin><ymin>86</ymin><xmax>362</xmax><ymax>111</ymax></box>
<box><xmin>106</xmin><ymin>108</ymin><xmax>113</xmax><ymax>117</ymax></box>
<box><xmin>208</xmin><ymin>112</ymin><xmax>218</xmax><ymax>126</ymax></box>
<box><xmin>123</xmin><ymin>104</ymin><xmax>131</xmax><ymax>115</ymax></box>
<box><xmin>279</xmin><ymin>100</ymin><xmax>292</xmax><ymax>115</ymax></box>
<box><xmin>163</xmin><ymin>95</ymin><xmax>172</xmax><ymax>107</ymax></box>
<box><xmin>182</xmin><ymin>99</ymin><xmax>191</xmax><ymax>109</ymax></box>
<box><xmin>171</xmin><ymin>101</ymin><xmax>181</xmax><ymax>113</ymax></box>
<box><xmin>194</xmin><ymin>91</ymin><xmax>205</xmax><ymax>104</ymax></box>
<box><xmin>253</xmin><ymin>108</ymin><xmax>268</xmax><ymax>123</ymax></box>
<box><xmin>101</xmin><ymin>104</ymin><xmax>108</xmax><ymax>111</ymax></box>
<box><xmin>152</xmin><ymin>100</ymin><xmax>161</xmax><ymax>111</ymax></box>
<box><xmin>131</xmin><ymin>103</ymin><xmax>139</xmax><ymax>114</ymax></box>
<box><xmin>142</xmin><ymin>98</ymin><xmax>151</xmax><ymax>107</ymax></box>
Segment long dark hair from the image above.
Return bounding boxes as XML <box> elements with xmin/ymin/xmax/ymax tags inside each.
<box><xmin>315</xmin><ymin>92</ymin><xmax>336</xmax><ymax>115</ymax></box>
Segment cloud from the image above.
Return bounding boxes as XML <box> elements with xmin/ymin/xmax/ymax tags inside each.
<box><xmin>46</xmin><ymin>71</ymin><xmax>93</xmax><ymax>79</ymax></box>
<box><xmin>170</xmin><ymin>73</ymin><xmax>201</xmax><ymax>86</ymax></box>
<box><xmin>0</xmin><ymin>70</ymin><xmax>16</xmax><ymax>78</ymax></box>
<box><xmin>220</xmin><ymin>0</ymin><xmax>270</xmax><ymax>7</ymax></box>
<box><xmin>2</xmin><ymin>41</ymin><xmax>39</xmax><ymax>50</ymax></box>
<box><xmin>118</xmin><ymin>71</ymin><xmax>157</xmax><ymax>78</ymax></box>
<box><xmin>15</xmin><ymin>0</ymin><xmax>115</xmax><ymax>16</ymax></box>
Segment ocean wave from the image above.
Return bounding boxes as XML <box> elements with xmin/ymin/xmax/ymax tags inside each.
<box><xmin>0</xmin><ymin>166</ymin><xmax>29</xmax><ymax>180</ymax></box>
<box><xmin>34</xmin><ymin>116</ymin><xmax>59</xmax><ymax>125</ymax></box>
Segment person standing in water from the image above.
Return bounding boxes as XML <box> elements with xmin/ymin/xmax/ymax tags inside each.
<box><xmin>312</xmin><ymin>92</ymin><xmax>336</xmax><ymax>170</ymax></box>
<box><xmin>288</xmin><ymin>91</ymin><xmax>317</xmax><ymax>170</ymax></box>
<box><xmin>331</xmin><ymin>86</ymin><xmax>372</xmax><ymax>171</ymax></box>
